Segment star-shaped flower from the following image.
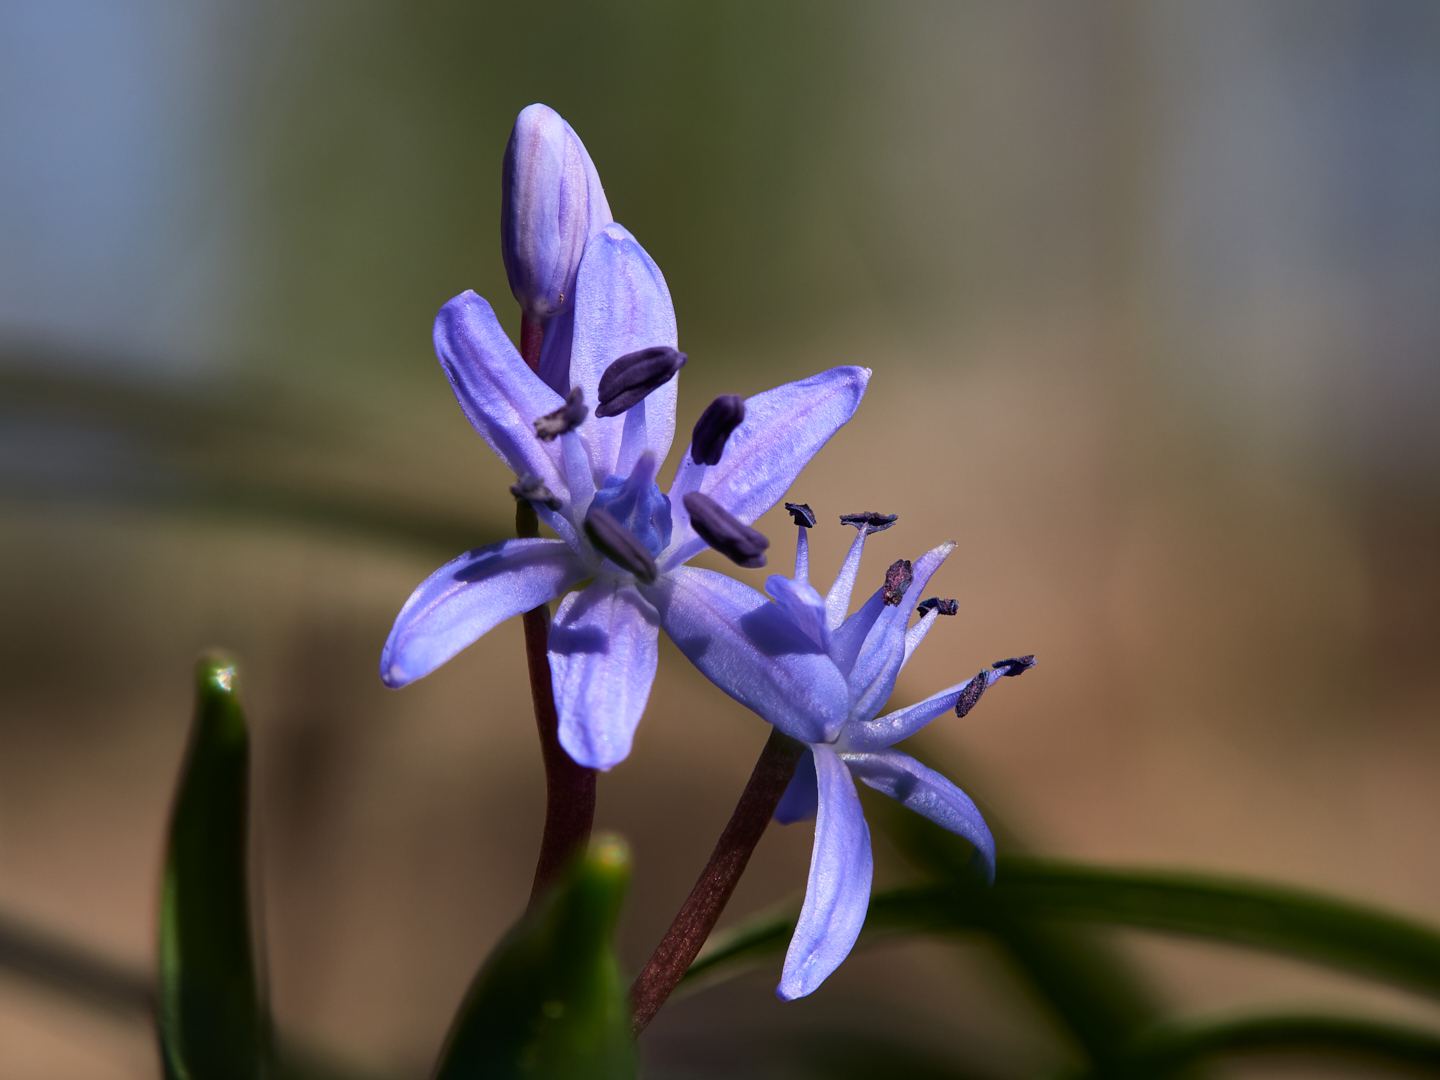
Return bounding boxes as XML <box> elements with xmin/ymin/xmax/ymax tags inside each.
<box><xmin>657</xmin><ymin>507</ymin><xmax>1034</xmax><ymax>998</ymax></box>
<box><xmin>380</xmin><ymin>219</ymin><xmax>870</xmax><ymax>771</ymax></box>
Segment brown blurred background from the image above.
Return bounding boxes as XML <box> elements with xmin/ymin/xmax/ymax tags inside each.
<box><xmin>3</xmin><ymin>1</ymin><xmax>1439</xmax><ymax>1076</ymax></box>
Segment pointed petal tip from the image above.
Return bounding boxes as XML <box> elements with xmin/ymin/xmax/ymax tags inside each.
<box><xmin>516</xmin><ymin>101</ymin><xmax>560</xmax><ymax>123</ymax></box>
<box><xmin>380</xmin><ymin>659</ymin><xmax>412</xmax><ymax>690</ymax></box>
<box><xmin>597</xmin><ymin>219</ymin><xmax>636</xmax><ymax>245</ymax></box>
<box><xmin>775</xmin><ymin>980</ymin><xmax>805</xmax><ymax>1002</ymax></box>
<box><xmin>839</xmin><ymin>365</ymin><xmax>872</xmax><ymax>387</ymax></box>
<box><xmin>557</xmin><ymin>727</ymin><xmax>627</xmax><ymax>771</ymax></box>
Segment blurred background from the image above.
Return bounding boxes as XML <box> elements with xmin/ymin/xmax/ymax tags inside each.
<box><xmin>2</xmin><ymin>1</ymin><xmax>1439</xmax><ymax>1076</ymax></box>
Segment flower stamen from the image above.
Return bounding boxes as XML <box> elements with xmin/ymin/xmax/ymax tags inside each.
<box><xmin>683</xmin><ymin>492</ymin><xmax>769</xmax><ymax>569</ymax></box>
<box><xmin>839</xmin><ymin>511</ymin><xmax>897</xmax><ymax>534</ymax></box>
<box><xmin>784</xmin><ymin>502</ymin><xmax>817</xmax><ymax>528</ymax></box>
<box><xmin>584</xmin><ymin>504</ymin><xmax>658</xmax><ymax>584</ymax></box>
<box><xmin>955</xmin><ymin>671</ymin><xmax>990</xmax><ymax>717</ymax></box>
<box><xmin>881</xmin><ymin>559</ymin><xmax>914</xmax><ymax>606</ymax></box>
<box><xmin>534</xmin><ymin>387</ymin><xmax>588</xmax><ymax>440</ymax></box>
<box><xmin>510</xmin><ymin>473</ymin><xmax>563</xmax><ymax>511</ymax></box>
<box><xmin>595</xmin><ymin>346</ymin><xmax>687</xmax><ymax>418</ymax></box>
<box><xmin>993</xmin><ymin>655</ymin><xmax>1037</xmax><ymax>677</ymax></box>
<box><xmin>690</xmin><ymin>394</ymin><xmax>746</xmax><ymax>465</ymax></box>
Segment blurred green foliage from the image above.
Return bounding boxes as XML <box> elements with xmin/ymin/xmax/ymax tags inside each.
<box><xmin>434</xmin><ymin>835</ymin><xmax>637</xmax><ymax>1080</ymax></box>
<box><xmin>158</xmin><ymin>656</ymin><xmax>265</xmax><ymax>1080</ymax></box>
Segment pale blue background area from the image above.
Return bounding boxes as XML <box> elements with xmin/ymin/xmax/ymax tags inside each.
<box><xmin>1</xmin><ymin>1</ymin><xmax>1437</xmax><ymax>466</ymax></box>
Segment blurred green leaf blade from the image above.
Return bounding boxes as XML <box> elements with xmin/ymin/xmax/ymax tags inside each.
<box><xmin>1097</xmin><ymin>1013</ymin><xmax>1440</xmax><ymax>1078</ymax></box>
<box><xmin>996</xmin><ymin>859</ymin><xmax>1440</xmax><ymax>1002</ymax></box>
<box><xmin>876</xmin><ymin>801</ymin><xmax>1161</xmax><ymax>1068</ymax></box>
<box><xmin>688</xmin><ymin>858</ymin><xmax>1440</xmax><ymax>1006</ymax></box>
<box><xmin>159</xmin><ymin>655</ymin><xmax>264</xmax><ymax>1080</ymax></box>
<box><xmin>434</xmin><ymin>834</ymin><xmax>637</xmax><ymax>1080</ymax></box>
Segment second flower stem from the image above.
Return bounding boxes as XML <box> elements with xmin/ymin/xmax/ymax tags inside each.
<box><xmin>630</xmin><ymin>727</ymin><xmax>805</xmax><ymax>1033</ymax></box>
<box><xmin>516</xmin><ymin>501</ymin><xmax>597</xmax><ymax>906</ymax></box>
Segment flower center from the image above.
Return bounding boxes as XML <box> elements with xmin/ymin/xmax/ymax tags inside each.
<box><xmin>589</xmin><ymin>469</ymin><xmax>672</xmax><ymax>560</ymax></box>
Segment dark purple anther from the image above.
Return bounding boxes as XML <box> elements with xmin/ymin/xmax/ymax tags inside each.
<box><xmin>785</xmin><ymin>502</ymin><xmax>817</xmax><ymax>528</ymax></box>
<box><xmin>840</xmin><ymin>511</ymin><xmax>898</xmax><ymax>534</ymax></box>
<box><xmin>690</xmin><ymin>394</ymin><xmax>746</xmax><ymax>465</ymax></box>
<box><xmin>881</xmin><ymin>559</ymin><xmax>914</xmax><ymax>606</ymax></box>
<box><xmin>993</xmin><ymin>655</ymin><xmax>1037</xmax><ymax>677</ymax></box>
<box><xmin>595</xmin><ymin>346</ymin><xmax>688</xmax><ymax>418</ymax></box>
<box><xmin>535</xmin><ymin>387</ymin><xmax>588</xmax><ymax>440</ymax></box>
<box><xmin>683</xmin><ymin>492</ymin><xmax>769</xmax><ymax>569</ymax></box>
<box><xmin>510</xmin><ymin>473</ymin><xmax>562</xmax><ymax>511</ymax></box>
<box><xmin>584</xmin><ymin>505</ymin><xmax>658</xmax><ymax>584</ymax></box>
<box><xmin>916</xmin><ymin>597</ymin><xmax>958</xmax><ymax>617</ymax></box>
<box><xmin>955</xmin><ymin>671</ymin><xmax>990</xmax><ymax>718</ymax></box>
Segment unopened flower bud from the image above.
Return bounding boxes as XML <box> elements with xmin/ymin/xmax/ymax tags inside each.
<box><xmin>501</xmin><ymin>104</ymin><xmax>612</xmax><ymax>320</ymax></box>
<box><xmin>691</xmin><ymin>394</ymin><xmax>746</xmax><ymax>466</ymax></box>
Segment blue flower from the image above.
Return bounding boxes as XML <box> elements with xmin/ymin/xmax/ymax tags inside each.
<box><xmin>380</xmin><ymin>218</ymin><xmax>870</xmax><ymax>771</ymax></box>
<box><xmin>660</xmin><ymin>510</ymin><xmax>1034</xmax><ymax>999</ymax></box>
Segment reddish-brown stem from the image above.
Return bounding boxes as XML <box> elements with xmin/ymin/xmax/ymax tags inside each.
<box><xmin>520</xmin><ymin>313</ymin><xmax>544</xmax><ymax>373</ymax></box>
<box><xmin>630</xmin><ymin>727</ymin><xmax>805</xmax><ymax>1032</ymax></box>
<box><xmin>517</xmin><ymin>501</ymin><xmax>597</xmax><ymax>905</ymax></box>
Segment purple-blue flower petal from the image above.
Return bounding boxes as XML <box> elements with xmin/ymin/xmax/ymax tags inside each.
<box><xmin>842</xmin><ymin>748</ymin><xmax>995</xmax><ymax>882</ymax></box>
<box><xmin>841</xmin><ymin>669</ymin><xmax>1002</xmax><ymax>751</ymax></box>
<box><xmin>664</xmin><ymin>367</ymin><xmax>871</xmax><ymax>571</ymax></box>
<box><xmin>637</xmin><ymin>567</ymin><xmax>850</xmax><ymax>744</ymax></box>
<box><xmin>381</xmin><ymin>537</ymin><xmax>588</xmax><ymax>688</ymax></box>
<box><xmin>847</xmin><ymin>542</ymin><xmax>955</xmax><ymax>721</ymax></box>
<box><xmin>536</xmin><ymin>307</ymin><xmax>577</xmax><ymax>399</ymax></box>
<box><xmin>902</xmin><ymin>608</ymin><xmax>940</xmax><ymax>666</ymax></box>
<box><xmin>560</xmin><ymin>429</ymin><xmax>595</xmax><ymax>521</ymax></box>
<box><xmin>778</xmin><ymin>745</ymin><xmax>873</xmax><ymax>1000</ymax></box>
<box><xmin>764</xmin><ymin>574</ymin><xmax>830</xmax><ymax>651</ymax></box>
<box><xmin>550</xmin><ymin>577</ymin><xmax>661</xmax><ymax>771</ymax></box>
<box><xmin>828</xmin><ymin>586</ymin><xmax>886</xmax><ymax>678</ymax></box>
<box><xmin>824</xmin><ymin>527</ymin><xmax>871</xmax><ymax>630</ymax></box>
<box><xmin>433</xmin><ymin>291</ymin><xmax>577</xmax><ymax>538</ymax></box>
<box><xmin>568</xmin><ymin>223</ymin><xmax>678</xmax><ymax>479</ymax></box>
<box><xmin>793</xmin><ymin>524</ymin><xmax>811</xmax><ymax>583</ymax></box>
<box><xmin>774</xmin><ymin>747</ymin><xmax>818</xmax><ymax>824</ymax></box>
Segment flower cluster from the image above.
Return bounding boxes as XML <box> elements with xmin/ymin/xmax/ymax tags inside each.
<box><xmin>382</xmin><ymin>103</ymin><xmax>1033</xmax><ymax>1004</ymax></box>
<box><xmin>381</xmin><ymin>105</ymin><xmax>870</xmax><ymax>771</ymax></box>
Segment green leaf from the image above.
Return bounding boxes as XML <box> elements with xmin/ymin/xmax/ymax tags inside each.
<box><xmin>158</xmin><ymin>655</ymin><xmax>265</xmax><ymax>1080</ymax></box>
<box><xmin>875</xmin><ymin>802</ymin><xmax>1161</xmax><ymax>1068</ymax></box>
<box><xmin>688</xmin><ymin>859</ymin><xmax>1440</xmax><ymax>1010</ymax></box>
<box><xmin>434</xmin><ymin>835</ymin><xmax>637</xmax><ymax>1080</ymax></box>
<box><xmin>1092</xmin><ymin>1013</ymin><xmax>1440</xmax><ymax>1078</ymax></box>
<box><xmin>994</xmin><ymin>859</ymin><xmax>1440</xmax><ymax>1003</ymax></box>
